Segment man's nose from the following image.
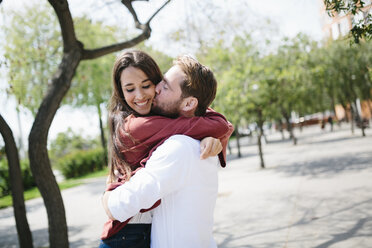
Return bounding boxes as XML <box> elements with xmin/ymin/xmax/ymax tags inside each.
<box><xmin>155</xmin><ymin>81</ymin><xmax>162</xmax><ymax>94</ymax></box>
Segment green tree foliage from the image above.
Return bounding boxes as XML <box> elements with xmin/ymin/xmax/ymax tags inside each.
<box><xmin>314</xmin><ymin>39</ymin><xmax>372</xmax><ymax>135</ymax></box>
<box><xmin>201</xmin><ymin>32</ymin><xmax>371</xmax><ymax>167</ymax></box>
<box><xmin>2</xmin><ymin>3</ymin><xmax>62</xmax><ymax>115</ymax></box>
<box><xmin>135</xmin><ymin>43</ymin><xmax>174</xmax><ymax>74</ymax></box>
<box><xmin>199</xmin><ymin>34</ymin><xmax>275</xmax><ymax>166</ymax></box>
<box><xmin>64</xmin><ymin>17</ymin><xmax>119</xmax><ymax>163</ymax></box>
<box><xmin>66</xmin><ymin>17</ymin><xmax>117</xmax><ymax>109</ymax></box>
<box><xmin>268</xmin><ymin>35</ymin><xmax>323</xmax><ymax>143</ymax></box>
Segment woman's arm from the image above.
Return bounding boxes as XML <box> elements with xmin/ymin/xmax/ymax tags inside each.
<box><xmin>122</xmin><ymin>108</ymin><xmax>234</xmax><ymax>167</ymax></box>
<box><xmin>126</xmin><ymin>108</ymin><xmax>231</xmax><ymax>141</ymax></box>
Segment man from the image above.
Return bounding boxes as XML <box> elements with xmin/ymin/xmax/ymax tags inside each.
<box><xmin>103</xmin><ymin>55</ymin><xmax>232</xmax><ymax>247</ymax></box>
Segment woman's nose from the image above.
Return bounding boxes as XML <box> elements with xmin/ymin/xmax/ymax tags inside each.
<box><xmin>135</xmin><ymin>89</ymin><xmax>145</xmax><ymax>100</ymax></box>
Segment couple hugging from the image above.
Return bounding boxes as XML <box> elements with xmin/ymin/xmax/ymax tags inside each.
<box><xmin>100</xmin><ymin>50</ymin><xmax>233</xmax><ymax>248</ymax></box>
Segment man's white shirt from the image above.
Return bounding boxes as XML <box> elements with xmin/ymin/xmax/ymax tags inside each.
<box><xmin>108</xmin><ymin>135</ymin><xmax>219</xmax><ymax>248</ymax></box>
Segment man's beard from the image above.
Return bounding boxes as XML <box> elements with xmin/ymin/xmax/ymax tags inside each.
<box><xmin>152</xmin><ymin>98</ymin><xmax>182</xmax><ymax>118</ymax></box>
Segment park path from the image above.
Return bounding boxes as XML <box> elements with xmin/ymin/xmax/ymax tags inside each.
<box><xmin>214</xmin><ymin>124</ymin><xmax>372</xmax><ymax>247</ymax></box>
<box><xmin>1</xmin><ymin>124</ymin><xmax>372</xmax><ymax>247</ymax></box>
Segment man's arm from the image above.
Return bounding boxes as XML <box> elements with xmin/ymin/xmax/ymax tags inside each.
<box><xmin>103</xmin><ymin>135</ymin><xmax>195</xmax><ymax>222</ymax></box>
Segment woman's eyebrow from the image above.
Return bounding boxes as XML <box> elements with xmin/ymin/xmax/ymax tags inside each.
<box><xmin>123</xmin><ymin>78</ymin><xmax>150</xmax><ymax>87</ymax></box>
<box><xmin>141</xmin><ymin>78</ymin><xmax>151</xmax><ymax>83</ymax></box>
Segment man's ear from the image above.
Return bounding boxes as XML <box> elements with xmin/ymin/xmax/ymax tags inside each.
<box><xmin>180</xmin><ymin>96</ymin><xmax>198</xmax><ymax>116</ymax></box>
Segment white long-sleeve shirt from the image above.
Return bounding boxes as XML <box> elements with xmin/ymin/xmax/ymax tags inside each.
<box><xmin>108</xmin><ymin>134</ymin><xmax>219</xmax><ymax>248</ymax></box>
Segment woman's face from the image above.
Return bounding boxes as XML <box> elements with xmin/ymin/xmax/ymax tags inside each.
<box><xmin>120</xmin><ymin>66</ymin><xmax>156</xmax><ymax>115</ymax></box>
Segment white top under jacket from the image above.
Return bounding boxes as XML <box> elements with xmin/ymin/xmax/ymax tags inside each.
<box><xmin>108</xmin><ymin>134</ymin><xmax>219</xmax><ymax>248</ymax></box>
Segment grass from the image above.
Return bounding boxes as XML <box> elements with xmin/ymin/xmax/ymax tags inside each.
<box><xmin>0</xmin><ymin>169</ymin><xmax>108</xmax><ymax>209</ymax></box>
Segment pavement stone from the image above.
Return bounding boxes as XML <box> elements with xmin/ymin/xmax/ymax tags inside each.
<box><xmin>1</xmin><ymin>123</ymin><xmax>371</xmax><ymax>247</ymax></box>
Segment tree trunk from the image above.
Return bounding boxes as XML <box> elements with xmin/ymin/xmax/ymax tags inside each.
<box><xmin>350</xmin><ymin>104</ymin><xmax>355</xmax><ymax>135</ymax></box>
<box><xmin>257</xmin><ymin>111</ymin><xmax>265</xmax><ymax>169</ymax></box>
<box><xmin>283</xmin><ymin>112</ymin><xmax>297</xmax><ymax>145</ymax></box>
<box><xmin>361</xmin><ymin>124</ymin><xmax>366</xmax><ymax>137</ymax></box>
<box><xmin>278</xmin><ymin>119</ymin><xmax>285</xmax><ymax>140</ymax></box>
<box><xmin>97</xmin><ymin>103</ymin><xmax>108</xmax><ymax>165</ymax></box>
<box><xmin>235</xmin><ymin>130</ymin><xmax>242</xmax><ymax>158</ymax></box>
<box><xmin>353</xmin><ymin>100</ymin><xmax>366</xmax><ymax>137</ymax></box>
<box><xmin>367</xmin><ymin>100</ymin><xmax>372</xmax><ymax>121</ymax></box>
<box><xmin>29</xmin><ymin>49</ymin><xmax>82</xmax><ymax>248</ymax></box>
<box><xmin>360</xmin><ymin>114</ymin><xmax>366</xmax><ymax>137</ymax></box>
<box><xmin>227</xmin><ymin>140</ymin><xmax>232</xmax><ymax>155</ymax></box>
<box><xmin>330</xmin><ymin>98</ymin><xmax>336</xmax><ymax>132</ymax></box>
<box><xmin>0</xmin><ymin>115</ymin><xmax>33</xmax><ymax>248</ymax></box>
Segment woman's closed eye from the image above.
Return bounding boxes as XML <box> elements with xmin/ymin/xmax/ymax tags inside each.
<box><xmin>142</xmin><ymin>84</ymin><xmax>151</xmax><ymax>89</ymax></box>
<box><xmin>125</xmin><ymin>88</ymin><xmax>134</xmax><ymax>93</ymax></box>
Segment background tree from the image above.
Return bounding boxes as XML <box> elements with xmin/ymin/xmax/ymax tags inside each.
<box><xmin>325</xmin><ymin>40</ymin><xmax>370</xmax><ymax>136</ymax></box>
<box><xmin>308</xmin><ymin>45</ymin><xmax>338</xmax><ymax>127</ymax></box>
<box><xmin>2</xmin><ymin>4</ymin><xmax>62</xmax><ymax>116</ymax></box>
<box><xmin>135</xmin><ymin>43</ymin><xmax>174</xmax><ymax>73</ymax></box>
<box><xmin>351</xmin><ymin>40</ymin><xmax>372</xmax><ymax>120</ymax></box>
<box><xmin>199</xmin><ymin>38</ymin><xmax>247</xmax><ymax>158</ymax></box>
<box><xmin>64</xmin><ymin>17</ymin><xmax>117</xmax><ymax>165</ymax></box>
<box><xmin>202</xmin><ymin>34</ymin><xmax>277</xmax><ymax>167</ymax></box>
<box><xmin>2</xmin><ymin>3</ymin><xmax>62</xmax><ymax>157</ymax></box>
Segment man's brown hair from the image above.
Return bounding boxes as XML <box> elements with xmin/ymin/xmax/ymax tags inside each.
<box><xmin>174</xmin><ymin>55</ymin><xmax>217</xmax><ymax>116</ymax></box>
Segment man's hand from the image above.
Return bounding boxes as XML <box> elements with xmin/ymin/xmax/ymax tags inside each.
<box><xmin>200</xmin><ymin>137</ymin><xmax>222</xmax><ymax>159</ymax></box>
<box><xmin>102</xmin><ymin>191</ymin><xmax>116</xmax><ymax>220</ymax></box>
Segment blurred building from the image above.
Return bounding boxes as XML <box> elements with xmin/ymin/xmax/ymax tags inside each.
<box><xmin>320</xmin><ymin>0</ymin><xmax>372</xmax><ymax>123</ymax></box>
<box><xmin>321</xmin><ymin>0</ymin><xmax>372</xmax><ymax>40</ymax></box>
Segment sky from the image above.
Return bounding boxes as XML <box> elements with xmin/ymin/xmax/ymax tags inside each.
<box><xmin>0</xmin><ymin>0</ymin><xmax>325</xmax><ymax>152</ymax></box>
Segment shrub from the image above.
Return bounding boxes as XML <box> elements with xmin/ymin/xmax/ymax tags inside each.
<box><xmin>0</xmin><ymin>160</ymin><xmax>9</xmax><ymax>197</ymax></box>
<box><xmin>58</xmin><ymin>148</ymin><xmax>106</xmax><ymax>179</ymax></box>
<box><xmin>0</xmin><ymin>159</ymin><xmax>36</xmax><ymax>197</ymax></box>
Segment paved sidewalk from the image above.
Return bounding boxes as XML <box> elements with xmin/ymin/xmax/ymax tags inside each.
<box><xmin>1</xmin><ymin>124</ymin><xmax>372</xmax><ymax>247</ymax></box>
<box><xmin>214</xmin><ymin>125</ymin><xmax>372</xmax><ymax>247</ymax></box>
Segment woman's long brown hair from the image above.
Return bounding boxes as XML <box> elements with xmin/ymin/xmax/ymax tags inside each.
<box><xmin>108</xmin><ymin>50</ymin><xmax>162</xmax><ymax>182</ymax></box>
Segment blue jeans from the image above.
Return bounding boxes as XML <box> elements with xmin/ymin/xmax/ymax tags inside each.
<box><xmin>99</xmin><ymin>224</ymin><xmax>151</xmax><ymax>248</ymax></box>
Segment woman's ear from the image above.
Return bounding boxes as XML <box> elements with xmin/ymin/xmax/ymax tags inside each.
<box><xmin>180</xmin><ymin>96</ymin><xmax>198</xmax><ymax>116</ymax></box>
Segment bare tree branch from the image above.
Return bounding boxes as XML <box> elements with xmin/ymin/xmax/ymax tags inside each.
<box><xmin>146</xmin><ymin>0</ymin><xmax>171</xmax><ymax>24</ymax></box>
<box><xmin>82</xmin><ymin>0</ymin><xmax>171</xmax><ymax>60</ymax></box>
<box><xmin>82</xmin><ymin>28</ymin><xmax>151</xmax><ymax>60</ymax></box>
<box><xmin>48</xmin><ymin>0</ymin><xmax>79</xmax><ymax>51</ymax></box>
<box><xmin>121</xmin><ymin>0</ymin><xmax>150</xmax><ymax>30</ymax></box>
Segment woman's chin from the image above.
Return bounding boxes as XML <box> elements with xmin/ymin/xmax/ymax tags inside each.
<box><xmin>135</xmin><ymin>107</ymin><xmax>151</xmax><ymax>116</ymax></box>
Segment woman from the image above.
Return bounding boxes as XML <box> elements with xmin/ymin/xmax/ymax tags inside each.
<box><xmin>100</xmin><ymin>50</ymin><xmax>232</xmax><ymax>247</ymax></box>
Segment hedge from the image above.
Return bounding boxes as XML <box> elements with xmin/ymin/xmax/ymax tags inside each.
<box><xmin>57</xmin><ymin>148</ymin><xmax>106</xmax><ymax>179</ymax></box>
